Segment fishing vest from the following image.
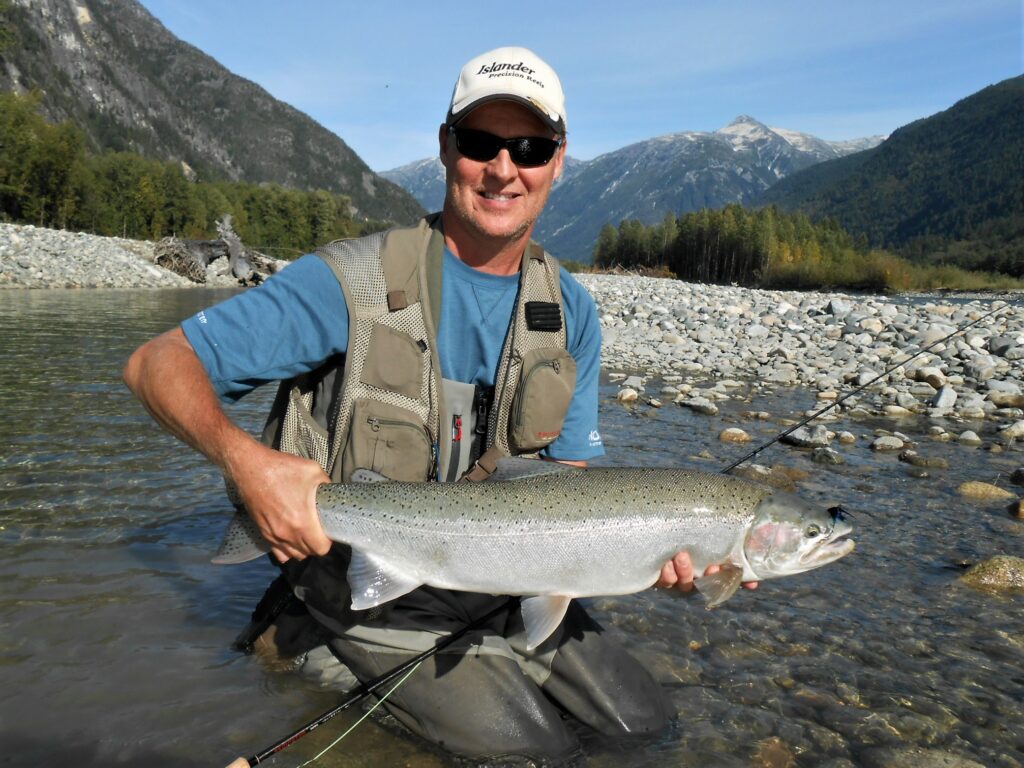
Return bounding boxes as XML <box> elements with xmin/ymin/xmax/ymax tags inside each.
<box><xmin>257</xmin><ymin>213</ymin><xmax>577</xmax><ymax>485</ymax></box>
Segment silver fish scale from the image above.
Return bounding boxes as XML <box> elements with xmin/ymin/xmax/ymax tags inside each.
<box><xmin>317</xmin><ymin>468</ymin><xmax>771</xmax><ymax>597</ymax></box>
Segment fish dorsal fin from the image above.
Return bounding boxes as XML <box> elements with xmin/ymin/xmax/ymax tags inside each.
<box><xmin>694</xmin><ymin>563</ymin><xmax>744</xmax><ymax>608</ymax></box>
<box><xmin>211</xmin><ymin>511</ymin><xmax>270</xmax><ymax>565</ymax></box>
<box><xmin>520</xmin><ymin>595</ymin><xmax>572</xmax><ymax>650</ymax></box>
<box><xmin>488</xmin><ymin>457</ymin><xmax>579</xmax><ymax>483</ymax></box>
<box><xmin>347</xmin><ymin>549</ymin><xmax>422</xmax><ymax>610</ymax></box>
<box><xmin>351</xmin><ymin>468</ymin><xmax>390</xmax><ymax>483</ymax></box>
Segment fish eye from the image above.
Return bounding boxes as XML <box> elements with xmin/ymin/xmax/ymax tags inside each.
<box><xmin>806</xmin><ymin>524</ymin><xmax>822</xmax><ymax>538</ymax></box>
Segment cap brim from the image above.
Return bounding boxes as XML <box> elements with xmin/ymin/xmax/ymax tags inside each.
<box><xmin>447</xmin><ymin>95</ymin><xmax>565</xmax><ymax>135</ymax></box>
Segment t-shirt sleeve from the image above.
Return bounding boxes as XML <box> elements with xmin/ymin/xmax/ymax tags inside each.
<box><xmin>542</xmin><ymin>270</ymin><xmax>605</xmax><ymax>461</ymax></box>
<box><xmin>181</xmin><ymin>255</ymin><xmax>348</xmax><ymax>402</ymax></box>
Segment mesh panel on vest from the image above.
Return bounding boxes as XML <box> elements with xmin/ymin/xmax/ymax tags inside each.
<box><xmin>318</xmin><ymin>236</ymin><xmax>438</xmax><ymax>475</ymax></box>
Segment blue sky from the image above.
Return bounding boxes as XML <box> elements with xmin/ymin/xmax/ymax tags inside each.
<box><xmin>138</xmin><ymin>0</ymin><xmax>1022</xmax><ymax>172</ymax></box>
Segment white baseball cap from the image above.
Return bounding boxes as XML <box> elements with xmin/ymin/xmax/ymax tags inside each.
<box><xmin>446</xmin><ymin>46</ymin><xmax>567</xmax><ymax>135</ymax></box>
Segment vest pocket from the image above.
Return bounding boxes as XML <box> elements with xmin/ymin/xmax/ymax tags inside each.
<box><xmin>360</xmin><ymin>323</ymin><xmax>425</xmax><ymax>400</ymax></box>
<box><xmin>343</xmin><ymin>399</ymin><xmax>433</xmax><ymax>482</ymax></box>
<box><xmin>508</xmin><ymin>347</ymin><xmax>577</xmax><ymax>452</ymax></box>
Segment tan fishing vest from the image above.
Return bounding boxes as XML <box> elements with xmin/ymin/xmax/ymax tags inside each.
<box><xmin>258</xmin><ymin>214</ymin><xmax>577</xmax><ymax>485</ymax></box>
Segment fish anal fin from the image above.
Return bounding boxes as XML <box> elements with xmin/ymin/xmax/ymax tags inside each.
<box><xmin>347</xmin><ymin>549</ymin><xmax>421</xmax><ymax>610</ymax></box>
<box><xmin>211</xmin><ymin>511</ymin><xmax>270</xmax><ymax>565</ymax></box>
<box><xmin>694</xmin><ymin>564</ymin><xmax>744</xmax><ymax>608</ymax></box>
<box><xmin>521</xmin><ymin>595</ymin><xmax>572</xmax><ymax>650</ymax></box>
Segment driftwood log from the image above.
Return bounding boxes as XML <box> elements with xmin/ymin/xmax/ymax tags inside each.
<box><xmin>155</xmin><ymin>215</ymin><xmax>282</xmax><ymax>286</ymax></box>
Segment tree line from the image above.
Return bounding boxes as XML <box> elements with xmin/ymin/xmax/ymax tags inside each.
<box><xmin>0</xmin><ymin>92</ymin><xmax>384</xmax><ymax>255</ymax></box>
<box><xmin>590</xmin><ymin>204</ymin><xmax>1022</xmax><ymax>292</ymax></box>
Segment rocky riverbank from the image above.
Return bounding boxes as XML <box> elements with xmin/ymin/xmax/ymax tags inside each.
<box><xmin>0</xmin><ymin>222</ymin><xmax>268</xmax><ymax>289</ymax></box>
<box><xmin>574</xmin><ymin>272</ymin><xmax>1024</xmax><ymax>439</ymax></box>
<box><xmin>4</xmin><ymin>223</ymin><xmax>1024</xmax><ymax>443</ymax></box>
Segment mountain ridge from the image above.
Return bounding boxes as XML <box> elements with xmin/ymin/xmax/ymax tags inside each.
<box><xmin>0</xmin><ymin>0</ymin><xmax>423</xmax><ymax>224</ymax></box>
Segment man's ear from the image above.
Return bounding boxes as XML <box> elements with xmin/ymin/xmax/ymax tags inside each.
<box><xmin>438</xmin><ymin>124</ymin><xmax>450</xmax><ymax>163</ymax></box>
<box><xmin>551</xmin><ymin>139</ymin><xmax>567</xmax><ymax>181</ymax></box>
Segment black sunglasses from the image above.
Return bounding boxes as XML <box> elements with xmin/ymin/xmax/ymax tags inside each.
<box><xmin>448</xmin><ymin>126</ymin><xmax>563</xmax><ymax>167</ymax></box>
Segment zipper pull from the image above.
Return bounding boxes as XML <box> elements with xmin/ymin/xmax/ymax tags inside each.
<box><xmin>367</xmin><ymin>417</ymin><xmax>380</xmax><ymax>432</ymax></box>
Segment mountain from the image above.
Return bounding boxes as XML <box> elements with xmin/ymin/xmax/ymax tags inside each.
<box><xmin>383</xmin><ymin>117</ymin><xmax>882</xmax><ymax>262</ymax></box>
<box><xmin>757</xmin><ymin>75</ymin><xmax>1024</xmax><ymax>265</ymax></box>
<box><xmin>381</xmin><ymin>154</ymin><xmax>588</xmax><ymax>214</ymax></box>
<box><xmin>0</xmin><ymin>0</ymin><xmax>423</xmax><ymax>224</ymax></box>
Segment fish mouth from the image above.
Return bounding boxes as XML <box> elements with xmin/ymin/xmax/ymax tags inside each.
<box><xmin>800</xmin><ymin>529</ymin><xmax>855</xmax><ymax>567</ymax></box>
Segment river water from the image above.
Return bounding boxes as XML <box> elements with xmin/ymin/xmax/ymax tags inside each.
<box><xmin>1</xmin><ymin>289</ymin><xmax>1021</xmax><ymax>768</ymax></box>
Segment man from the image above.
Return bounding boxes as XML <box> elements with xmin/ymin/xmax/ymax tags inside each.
<box><xmin>124</xmin><ymin>46</ymin><xmax>754</xmax><ymax>760</ymax></box>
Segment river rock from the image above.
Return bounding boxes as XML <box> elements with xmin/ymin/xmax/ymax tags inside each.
<box><xmin>679</xmin><ymin>397</ymin><xmax>719</xmax><ymax>416</ymax></box>
<box><xmin>957</xmin><ymin>431</ymin><xmax>982</xmax><ymax>446</ymax></box>
<box><xmin>719</xmin><ymin>428</ymin><xmax>752</xmax><ymax>443</ymax></box>
<box><xmin>811</xmin><ymin>447</ymin><xmax>844</xmax><ymax>465</ymax></box>
<box><xmin>998</xmin><ymin>420</ymin><xmax>1024</xmax><ymax>440</ymax></box>
<box><xmin>1007</xmin><ymin>499</ymin><xmax>1024</xmax><ymax>519</ymax></box>
<box><xmin>958</xmin><ymin>555</ymin><xmax>1024</xmax><ymax>592</ymax></box>
<box><xmin>616</xmin><ymin>387</ymin><xmax>639</xmax><ymax>403</ymax></box>
<box><xmin>780</xmin><ymin>425</ymin><xmax>831</xmax><ymax>448</ymax></box>
<box><xmin>859</xmin><ymin>747</ymin><xmax>986</xmax><ymax>768</ymax></box>
<box><xmin>957</xmin><ymin>481</ymin><xmax>1015</xmax><ymax>500</ymax></box>
<box><xmin>871</xmin><ymin>436</ymin><xmax>904</xmax><ymax>452</ymax></box>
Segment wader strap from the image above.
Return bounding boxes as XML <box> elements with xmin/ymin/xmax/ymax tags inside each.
<box><xmin>460</xmin><ymin>445</ymin><xmax>507</xmax><ymax>483</ymax></box>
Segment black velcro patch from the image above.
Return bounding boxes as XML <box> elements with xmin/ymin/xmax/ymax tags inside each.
<box><xmin>525</xmin><ymin>301</ymin><xmax>562</xmax><ymax>332</ymax></box>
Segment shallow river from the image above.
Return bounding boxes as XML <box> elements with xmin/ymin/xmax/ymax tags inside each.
<box><xmin>1</xmin><ymin>290</ymin><xmax>1021</xmax><ymax>768</ymax></box>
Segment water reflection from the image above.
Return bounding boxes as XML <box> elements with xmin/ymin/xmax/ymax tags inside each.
<box><xmin>0</xmin><ymin>290</ymin><xmax>1021</xmax><ymax>767</ymax></box>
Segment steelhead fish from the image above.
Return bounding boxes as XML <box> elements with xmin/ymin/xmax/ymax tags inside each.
<box><xmin>215</xmin><ymin>458</ymin><xmax>854</xmax><ymax>649</ymax></box>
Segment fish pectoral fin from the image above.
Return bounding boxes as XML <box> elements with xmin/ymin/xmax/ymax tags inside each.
<box><xmin>211</xmin><ymin>511</ymin><xmax>271</xmax><ymax>565</ymax></box>
<box><xmin>694</xmin><ymin>564</ymin><xmax>744</xmax><ymax>608</ymax></box>
<box><xmin>347</xmin><ymin>549</ymin><xmax>421</xmax><ymax>610</ymax></box>
<box><xmin>520</xmin><ymin>595</ymin><xmax>572</xmax><ymax>651</ymax></box>
<box><xmin>350</xmin><ymin>468</ymin><xmax>391</xmax><ymax>483</ymax></box>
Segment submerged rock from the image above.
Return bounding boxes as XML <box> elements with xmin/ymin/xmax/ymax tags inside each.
<box><xmin>957</xmin><ymin>481</ymin><xmax>1015</xmax><ymax>501</ymax></box>
<box><xmin>958</xmin><ymin>555</ymin><xmax>1024</xmax><ymax>592</ymax></box>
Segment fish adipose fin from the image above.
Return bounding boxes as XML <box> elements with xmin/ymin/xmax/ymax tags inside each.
<box><xmin>489</xmin><ymin>457</ymin><xmax>580</xmax><ymax>483</ymax></box>
<box><xmin>694</xmin><ymin>564</ymin><xmax>744</xmax><ymax>608</ymax></box>
<box><xmin>520</xmin><ymin>594</ymin><xmax>572</xmax><ymax>650</ymax></box>
<box><xmin>347</xmin><ymin>549</ymin><xmax>422</xmax><ymax>610</ymax></box>
<box><xmin>211</xmin><ymin>511</ymin><xmax>271</xmax><ymax>565</ymax></box>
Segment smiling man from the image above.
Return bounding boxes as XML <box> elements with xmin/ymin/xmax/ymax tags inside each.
<box><xmin>124</xmin><ymin>46</ymin><xmax>750</xmax><ymax>760</ymax></box>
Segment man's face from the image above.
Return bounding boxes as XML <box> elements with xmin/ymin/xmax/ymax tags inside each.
<box><xmin>440</xmin><ymin>101</ymin><xmax>565</xmax><ymax>248</ymax></box>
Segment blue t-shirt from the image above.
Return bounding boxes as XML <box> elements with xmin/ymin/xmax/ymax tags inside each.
<box><xmin>183</xmin><ymin>249</ymin><xmax>604</xmax><ymax>460</ymax></box>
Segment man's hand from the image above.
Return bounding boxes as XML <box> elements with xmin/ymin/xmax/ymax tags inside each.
<box><xmin>227</xmin><ymin>442</ymin><xmax>333</xmax><ymax>564</ymax></box>
<box><xmin>124</xmin><ymin>327</ymin><xmax>332</xmax><ymax>563</ymax></box>
<box><xmin>655</xmin><ymin>551</ymin><xmax>759</xmax><ymax>594</ymax></box>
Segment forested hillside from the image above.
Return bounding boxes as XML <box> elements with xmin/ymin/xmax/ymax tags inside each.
<box><xmin>0</xmin><ymin>93</ymin><xmax>382</xmax><ymax>254</ymax></box>
<box><xmin>759</xmin><ymin>75</ymin><xmax>1024</xmax><ymax>276</ymax></box>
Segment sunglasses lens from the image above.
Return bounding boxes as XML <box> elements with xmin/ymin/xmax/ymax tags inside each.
<box><xmin>455</xmin><ymin>129</ymin><xmax>502</xmax><ymax>162</ymax></box>
<box><xmin>452</xmin><ymin>128</ymin><xmax>560</xmax><ymax>167</ymax></box>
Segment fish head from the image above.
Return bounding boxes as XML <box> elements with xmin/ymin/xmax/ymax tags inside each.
<box><xmin>743</xmin><ymin>492</ymin><xmax>854</xmax><ymax>579</ymax></box>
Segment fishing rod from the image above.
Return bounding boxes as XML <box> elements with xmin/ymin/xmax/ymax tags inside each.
<box><xmin>225</xmin><ymin>596</ymin><xmax>518</xmax><ymax>768</ymax></box>
<box><xmin>720</xmin><ymin>298</ymin><xmax>1013</xmax><ymax>474</ymax></box>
